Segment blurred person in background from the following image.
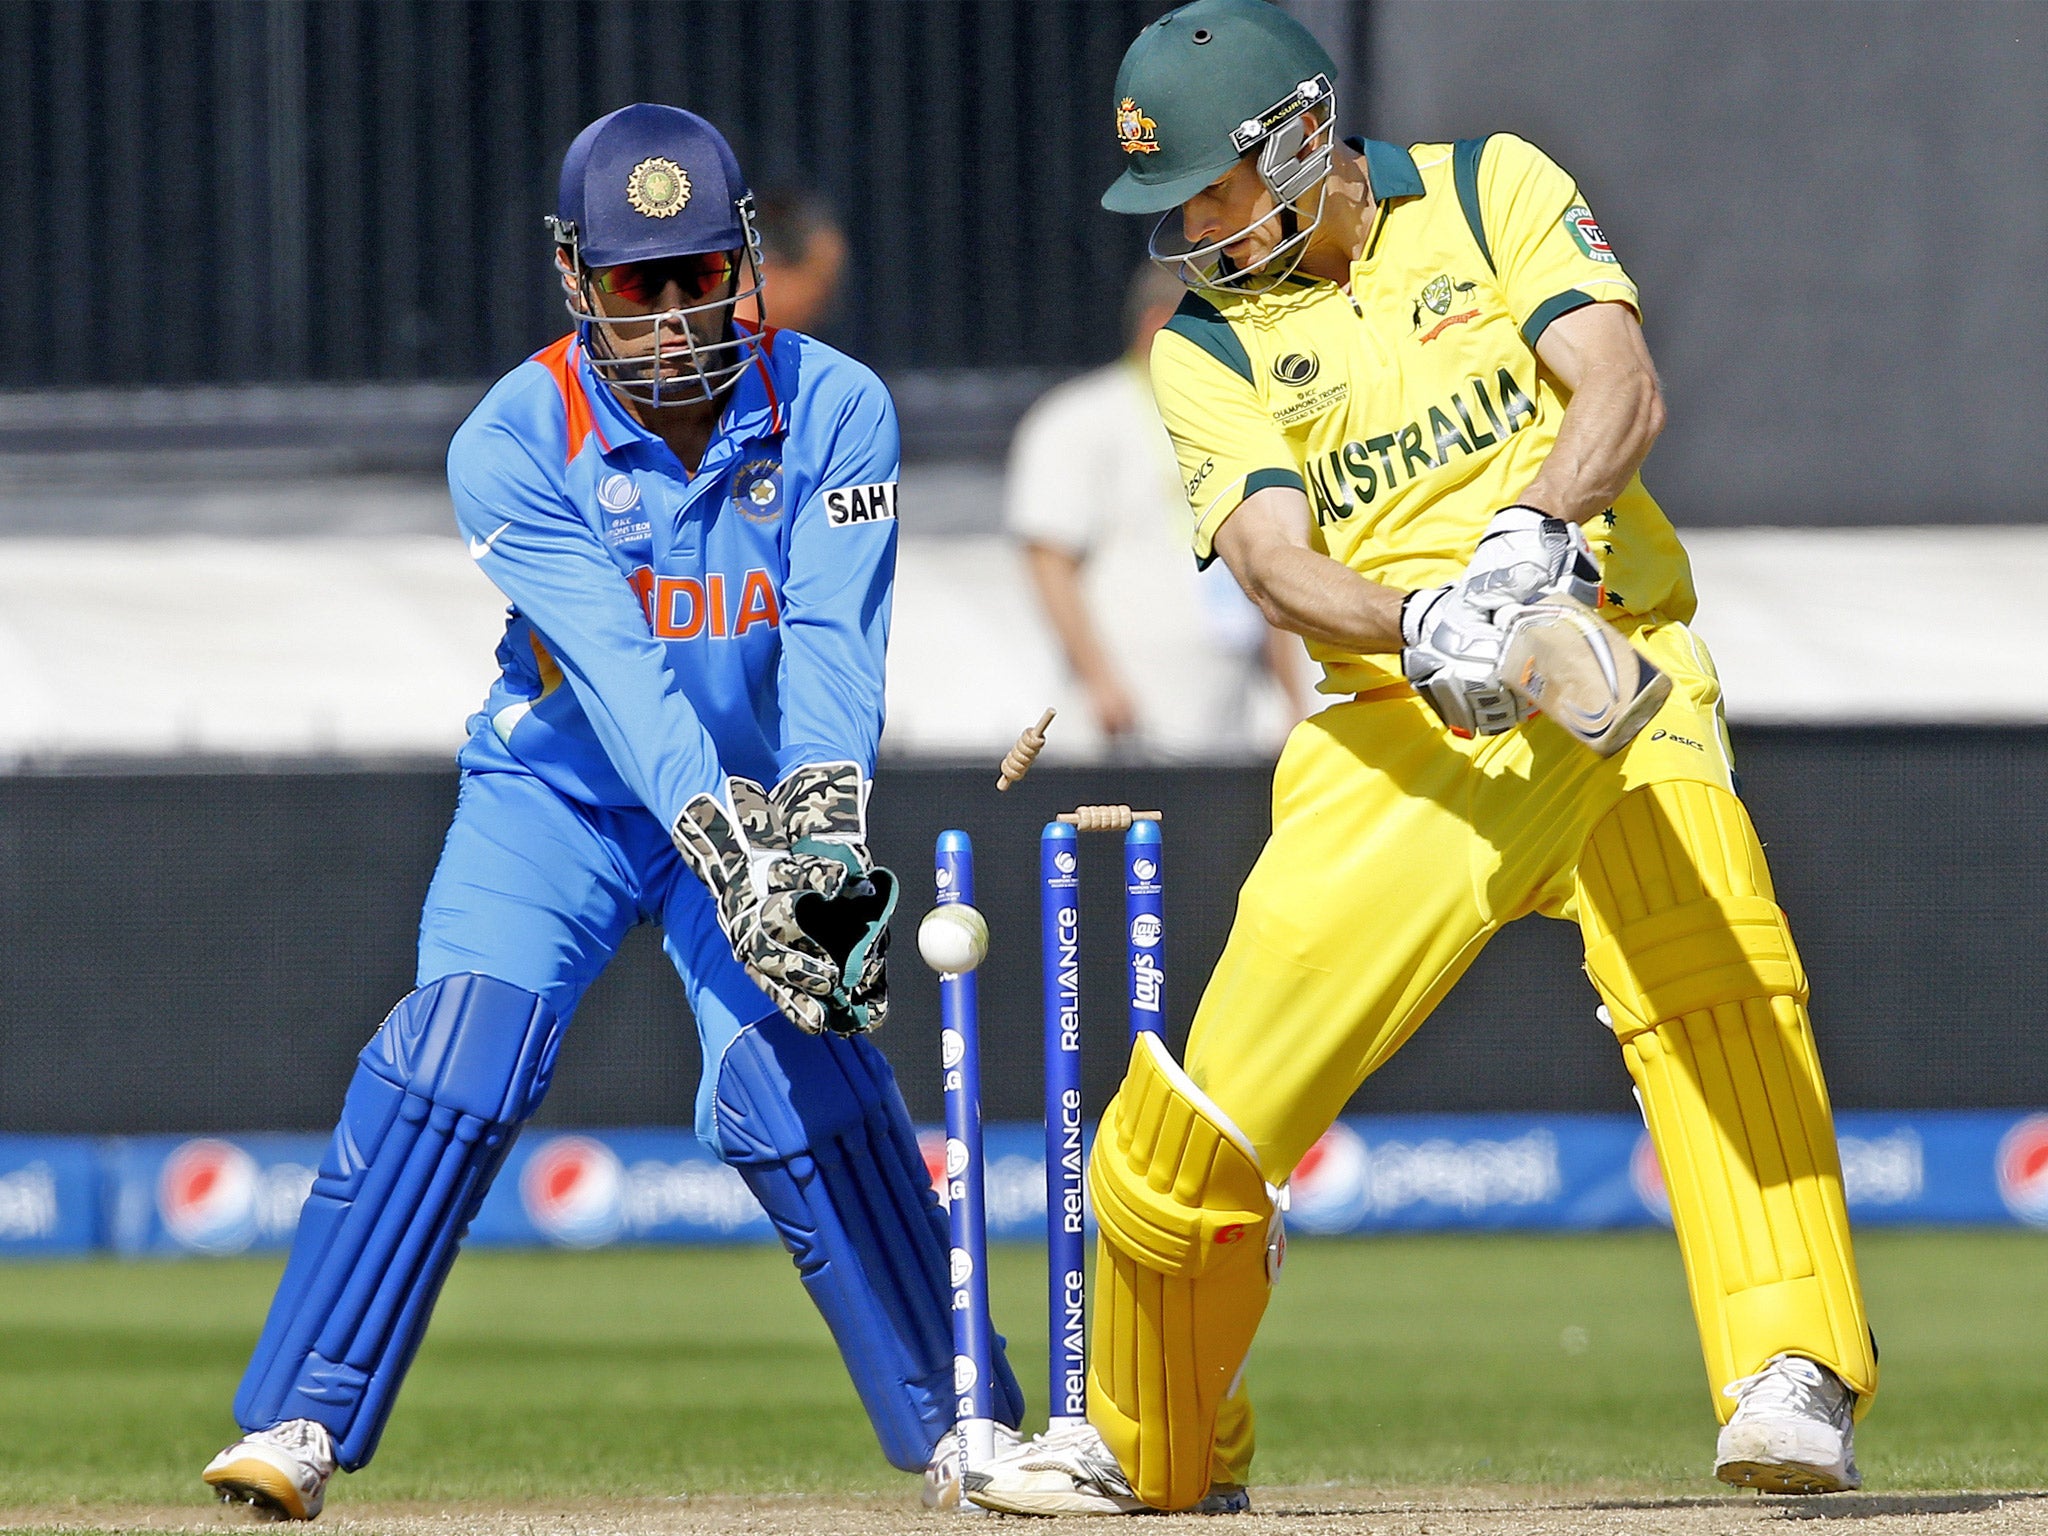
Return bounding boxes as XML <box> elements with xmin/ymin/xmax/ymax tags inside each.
<box><xmin>199</xmin><ymin>103</ymin><xmax>1020</xmax><ymax>1521</ymax></box>
<box><xmin>756</xmin><ymin>186</ymin><xmax>848</xmax><ymax>335</ymax></box>
<box><xmin>1007</xmin><ymin>262</ymin><xmax>1311</xmax><ymax>760</ymax></box>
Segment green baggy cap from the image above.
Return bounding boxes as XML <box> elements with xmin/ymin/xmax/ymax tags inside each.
<box><xmin>1102</xmin><ymin>0</ymin><xmax>1339</xmax><ymax>215</ymax></box>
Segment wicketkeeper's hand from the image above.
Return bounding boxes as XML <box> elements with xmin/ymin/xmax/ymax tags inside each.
<box><xmin>671</xmin><ymin>776</ymin><xmax>851</xmax><ymax>1036</ymax></box>
<box><xmin>1455</xmin><ymin>505</ymin><xmax>1603</xmax><ymax>615</ymax></box>
<box><xmin>768</xmin><ymin>762</ymin><xmax>897</xmax><ymax>1035</ymax></box>
<box><xmin>1400</xmin><ymin>583</ymin><xmax>1527</xmax><ymax>739</ymax></box>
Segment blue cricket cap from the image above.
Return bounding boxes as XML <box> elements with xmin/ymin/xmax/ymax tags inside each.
<box><xmin>557</xmin><ymin>103</ymin><xmax>750</xmax><ymax>267</ymax></box>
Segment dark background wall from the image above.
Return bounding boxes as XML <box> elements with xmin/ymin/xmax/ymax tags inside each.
<box><xmin>3</xmin><ymin>735</ymin><xmax>2042</xmax><ymax>1137</ymax></box>
<box><xmin>0</xmin><ymin>0</ymin><xmax>1169</xmax><ymax>385</ymax></box>
<box><xmin>3</xmin><ymin>2</ymin><xmax>2042</xmax><ymax>524</ymax></box>
<box><xmin>1371</xmin><ymin>0</ymin><xmax>2046</xmax><ymax>526</ymax></box>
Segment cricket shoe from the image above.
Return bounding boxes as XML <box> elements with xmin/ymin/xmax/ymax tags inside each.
<box><xmin>964</xmin><ymin>1421</ymin><xmax>1252</xmax><ymax>1516</ymax></box>
<box><xmin>921</xmin><ymin>1420</ymin><xmax>1025</xmax><ymax>1511</ymax></box>
<box><xmin>1714</xmin><ymin>1353</ymin><xmax>1860</xmax><ymax>1494</ymax></box>
<box><xmin>203</xmin><ymin>1418</ymin><xmax>336</xmax><ymax>1520</ymax></box>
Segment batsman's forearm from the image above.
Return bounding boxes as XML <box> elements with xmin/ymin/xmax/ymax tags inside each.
<box><xmin>1233</xmin><ymin>541</ymin><xmax>1406</xmax><ymax>654</ymax></box>
<box><xmin>1519</xmin><ymin>362</ymin><xmax>1665</xmax><ymax>524</ymax></box>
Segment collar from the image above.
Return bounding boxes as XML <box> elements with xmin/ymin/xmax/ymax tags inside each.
<box><xmin>715</xmin><ymin>322</ymin><xmax>790</xmax><ymax>444</ymax></box>
<box><xmin>1349</xmin><ymin>137</ymin><xmax>1426</xmax><ymax>201</ymax></box>
<box><xmin>573</xmin><ymin>324</ymin><xmax>790</xmax><ymax>458</ymax></box>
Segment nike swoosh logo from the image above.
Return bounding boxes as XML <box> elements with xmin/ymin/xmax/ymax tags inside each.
<box><xmin>467</xmin><ymin>521</ymin><xmax>513</xmax><ymax>560</ymax></box>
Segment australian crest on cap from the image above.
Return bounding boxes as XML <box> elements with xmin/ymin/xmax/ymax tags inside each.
<box><xmin>626</xmin><ymin>156</ymin><xmax>691</xmax><ymax>218</ymax></box>
<box><xmin>1116</xmin><ymin>97</ymin><xmax>1159</xmax><ymax>155</ymax></box>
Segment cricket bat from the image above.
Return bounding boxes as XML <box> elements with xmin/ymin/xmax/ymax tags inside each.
<box><xmin>1497</xmin><ymin>595</ymin><xmax>1671</xmax><ymax>757</ymax></box>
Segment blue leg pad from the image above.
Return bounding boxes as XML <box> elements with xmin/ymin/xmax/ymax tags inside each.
<box><xmin>714</xmin><ymin>1015</ymin><xmax>1025</xmax><ymax>1472</ymax></box>
<box><xmin>233</xmin><ymin>973</ymin><xmax>562</xmax><ymax>1470</ymax></box>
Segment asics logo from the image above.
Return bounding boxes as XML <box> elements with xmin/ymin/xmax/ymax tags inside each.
<box><xmin>468</xmin><ymin>521</ymin><xmax>513</xmax><ymax>560</ymax></box>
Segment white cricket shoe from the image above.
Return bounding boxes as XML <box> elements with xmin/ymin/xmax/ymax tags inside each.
<box><xmin>1714</xmin><ymin>1353</ymin><xmax>1860</xmax><ymax>1494</ymax></box>
<box><xmin>203</xmin><ymin>1418</ymin><xmax>336</xmax><ymax>1520</ymax></box>
<box><xmin>963</xmin><ymin>1421</ymin><xmax>1252</xmax><ymax>1516</ymax></box>
<box><xmin>922</xmin><ymin>1420</ymin><xmax>1027</xmax><ymax>1511</ymax></box>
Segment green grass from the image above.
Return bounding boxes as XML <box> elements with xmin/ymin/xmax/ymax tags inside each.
<box><xmin>0</xmin><ymin>1230</ymin><xmax>2042</xmax><ymax>1511</ymax></box>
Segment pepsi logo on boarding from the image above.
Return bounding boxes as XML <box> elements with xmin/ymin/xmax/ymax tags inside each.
<box><xmin>1287</xmin><ymin>1123</ymin><xmax>1369</xmax><ymax>1234</ymax></box>
<box><xmin>918</xmin><ymin>1129</ymin><xmax>949</xmax><ymax>1201</ymax></box>
<box><xmin>1630</xmin><ymin>1131</ymin><xmax>1672</xmax><ymax>1224</ymax></box>
<box><xmin>158</xmin><ymin>1138</ymin><xmax>262</xmax><ymax>1254</ymax></box>
<box><xmin>1996</xmin><ymin>1114</ymin><xmax>2048</xmax><ymax>1226</ymax></box>
<box><xmin>520</xmin><ymin>1135</ymin><xmax>626</xmax><ymax>1248</ymax></box>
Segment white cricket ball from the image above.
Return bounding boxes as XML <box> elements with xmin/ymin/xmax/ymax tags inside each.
<box><xmin>919</xmin><ymin>904</ymin><xmax>989</xmax><ymax>974</ymax></box>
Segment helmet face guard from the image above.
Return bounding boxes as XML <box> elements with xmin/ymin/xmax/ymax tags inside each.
<box><xmin>1149</xmin><ymin>75</ymin><xmax>1337</xmax><ymax>295</ymax></box>
<box><xmin>547</xmin><ymin>195</ymin><xmax>769</xmax><ymax>409</ymax></box>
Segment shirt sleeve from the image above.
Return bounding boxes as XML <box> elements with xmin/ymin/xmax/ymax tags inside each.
<box><xmin>448</xmin><ymin>419</ymin><xmax>726</xmax><ymax>824</ymax></box>
<box><xmin>1150</xmin><ymin>308</ymin><xmax>1302</xmax><ymax>564</ymax></box>
<box><xmin>1478</xmin><ymin>133</ymin><xmax>1642</xmax><ymax>347</ymax></box>
<box><xmin>772</xmin><ymin>371</ymin><xmax>900</xmax><ymax>780</ymax></box>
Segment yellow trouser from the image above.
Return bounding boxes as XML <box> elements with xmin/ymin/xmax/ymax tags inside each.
<box><xmin>1092</xmin><ymin>616</ymin><xmax>1875</xmax><ymax>1498</ymax></box>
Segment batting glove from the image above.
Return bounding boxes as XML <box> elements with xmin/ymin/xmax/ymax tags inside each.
<box><xmin>1456</xmin><ymin>505</ymin><xmax>1604</xmax><ymax>615</ymax></box>
<box><xmin>1401</xmin><ymin>583</ymin><xmax>1527</xmax><ymax>739</ymax></box>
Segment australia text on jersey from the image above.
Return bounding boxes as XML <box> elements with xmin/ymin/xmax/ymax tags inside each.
<box><xmin>1301</xmin><ymin>365</ymin><xmax>1537</xmax><ymax>527</ymax></box>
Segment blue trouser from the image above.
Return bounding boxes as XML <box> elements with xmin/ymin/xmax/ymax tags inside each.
<box><xmin>234</xmin><ymin>768</ymin><xmax>1021</xmax><ymax>1472</ymax></box>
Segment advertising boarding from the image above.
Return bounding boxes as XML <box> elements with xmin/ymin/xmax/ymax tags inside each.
<box><xmin>30</xmin><ymin>1109</ymin><xmax>2048</xmax><ymax>1259</ymax></box>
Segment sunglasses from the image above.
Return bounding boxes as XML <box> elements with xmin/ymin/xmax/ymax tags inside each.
<box><xmin>592</xmin><ymin>251</ymin><xmax>737</xmax><ymax>307</ymax></box>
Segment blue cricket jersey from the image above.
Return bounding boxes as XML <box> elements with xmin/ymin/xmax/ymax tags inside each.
<box><xmin>446</xmin><ymin>327</ymin><xmax>899</xmax><ymax>824</ymax></box>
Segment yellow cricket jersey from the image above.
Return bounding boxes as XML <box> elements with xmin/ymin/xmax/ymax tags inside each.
<box><xmin>1151</xmin><ymin>133</ymin><xmax>1696</xmax><ymax>696</ymax></box>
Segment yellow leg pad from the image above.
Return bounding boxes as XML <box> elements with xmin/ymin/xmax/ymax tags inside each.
<box><xmin>1579</xmin><ymin>781</ymin><xmax>1877</xmax><ymax>1419</ymax></box>
<box><xmin>1087</xmin><ymin>1032</ymin><xmax>1278</xmax><ymax>1511</ymax></box>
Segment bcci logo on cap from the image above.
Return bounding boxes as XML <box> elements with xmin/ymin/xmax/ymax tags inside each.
<box><xmin>520</xmin><ymin>1135</ymin><xmax>626</xmax><ymax>1248</ymax></box>
<box><xmin>159</xmin><ymin>1139</ymin><xmax>262</xmax><ymax>1254</ymax></box>
<box><xmin>626</xmin><ymin>156</ymin><xmax>691</xmax><ymax>218</ymax></box>
<box><xmin>1996</xmin><ymin>1114</ymin><xmax>2048</xmax><ymax>1226</ymax></box>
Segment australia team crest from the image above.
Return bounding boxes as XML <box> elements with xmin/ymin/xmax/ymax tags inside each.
<box><xmin>1116</xmin><ymin>98</ymin><xmax>1159</xmax><ymax>155</ymax></box>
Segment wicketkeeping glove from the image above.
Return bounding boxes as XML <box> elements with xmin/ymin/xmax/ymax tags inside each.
<box><xmin>671</xmin><ymin>776</ymin><xmax>849</xmax><ymax>1036</ymax></box>
<box><xmin>768</xmin><ymin>762</ymin><xmax>897</xmax><ymax>1035</ymax></box>
<box><xmin>1401</xmin><ymin>583</ymin><xmax>1527</xmax><ymax>739</ymax></box>
<box><xmin>1455</xmin><ymin>505</ymin><xmax>1604</xmax><ymax>615</ymax></box>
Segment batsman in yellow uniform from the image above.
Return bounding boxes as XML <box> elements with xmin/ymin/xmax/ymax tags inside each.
<box><xmin>968</xmin><ymin>0</ymin><xmax>1876</xmax><ymax>1516</ymax></box>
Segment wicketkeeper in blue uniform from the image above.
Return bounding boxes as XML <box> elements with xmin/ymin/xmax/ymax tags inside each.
<box><xmin>202</xmin><ymin>103</ymin><xmax>1022</xmax><ymax>1519</ymax></box>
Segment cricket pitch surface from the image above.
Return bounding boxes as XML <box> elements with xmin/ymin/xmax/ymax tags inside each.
<box><xmin>5</xmin><ymin>1491</ymin><xmax>2048</xmax><ymax>1536</ymax></box>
